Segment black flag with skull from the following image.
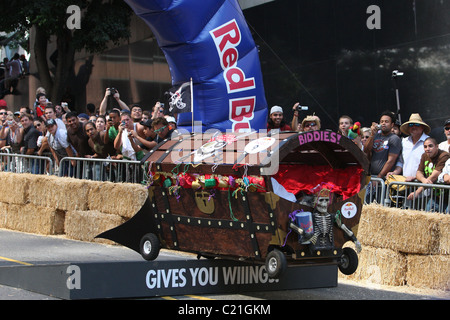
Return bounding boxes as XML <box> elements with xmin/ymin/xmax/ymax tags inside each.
<box><xmin>166</xmin><ymin>82</ymin><xmax>191</xmax><ymax>114</ymax></box>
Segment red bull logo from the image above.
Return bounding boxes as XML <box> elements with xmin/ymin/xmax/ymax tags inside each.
<box><xmin>210</xmin><ymin>19</ymin><xmax>256</xmax><ymax>132</ymax></box>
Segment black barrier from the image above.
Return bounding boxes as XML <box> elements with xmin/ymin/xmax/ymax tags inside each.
<box><xmin>0</xmin><ymin>259</ymin><xmax>337</xmax><ymax>299</ymax></box>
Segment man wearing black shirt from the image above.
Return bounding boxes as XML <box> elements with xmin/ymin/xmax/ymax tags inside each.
<box><xmin>20</xmin><ymin>114</ymin><xmax>42</xmax><ymax>174</ymax></box>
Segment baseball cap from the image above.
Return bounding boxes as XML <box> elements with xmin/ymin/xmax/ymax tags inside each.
<box><xmin>166</xmin><ymin>116</ymin><xmax>176</xmax><ymax>124</ymax></box>
<box><xmin>140</xmin><ymin>119</ymin><xmax>153</xmax><ymax>128</ymax></box>
<box><xmin>45</xmin><ymin>118</ymin><xmax>57</xmax><ymax>127</ymax></box>
<box><xmin>270</xmin><ymin>106</ymin><xmax>283</xmax><ymax>114</ymax></box>
<box><xmin>444</xmin><ymin>119</ymin><xmax>450</xmax><ymax>127</ymax></box>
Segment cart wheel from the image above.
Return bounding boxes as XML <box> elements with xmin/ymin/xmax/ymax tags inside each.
<box><xmin>339</xmin><ymin>247</ymin><xmax>358</xmax><ymax>275</ymax></box>
<box><xmin>265</xmin><ymin>249</ymin><xmax>287</xmax><ymax>279</ymax></box>
<box><xmin>140</xmin><ymin>233</ymin><xmax>160</xmax><ymax>261</ymax></box>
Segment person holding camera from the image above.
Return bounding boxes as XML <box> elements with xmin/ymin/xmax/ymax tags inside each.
<box><xmin>99</xmin><ymin>87</ymin><xmax>130</xmax><ymax>116</ymax></box>
<box><xmin>291</xmin><ymin>102</ymin><xmax>310</xmax><ymax>131</ymax></box>
<box><xmin>151</xmin><ymin>101</ymin><xmax>165</xmax><ymax>119</ymax></box>
<box><xmin>363</xmin><ymin>110</ymin><xmax>402</xmax><ymax>179</ymax></box>
<box><xmin>114</xmin><ymin>112</ymin><xmax>144</xmax><ymax>161</ymax></box>
<box><xmin>0</xmin><ymin>110</ymin><xmax>23</xmax><ymax>152</ymax></box>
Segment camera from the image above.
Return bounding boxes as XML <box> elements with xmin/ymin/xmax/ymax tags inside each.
<box><xmin>109</xmin><ymin>88</ymin><xmax>116</xmax><ymax>95</ymax></box>
<box><xmin>377</xmin><ymin>124</ymin><xmax>382</xmax><ymax>130</ymax></box>
<box><xmin>392</xmin><ymin>70</ymin><xmax>404</xmax><ymax>78</ymax></box>
<box><xmin>296</xmin><ymin>105</ymin><xmax>309</xmax><ymax>112</ymax></box>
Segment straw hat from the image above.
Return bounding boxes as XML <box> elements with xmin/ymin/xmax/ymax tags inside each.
<box><xmin>301</xmin><ymin>115</ymin><xmax>321</xmax><ymax>130</ymax></box>
<box><xmin>400</xmin><ymin>113</ymin><xmax>430</xmax><ymax>135</ymax></box>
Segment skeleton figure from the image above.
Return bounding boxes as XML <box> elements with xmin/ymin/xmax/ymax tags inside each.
<box><xmin>309</xmin><ymin>189</ymin><xmax>362</xmax><ymax>253</ymax></box>
<box><xmin>309</xmin><ymin>189</ymin><xmax>334</xmax><ymax>250</ymax></box>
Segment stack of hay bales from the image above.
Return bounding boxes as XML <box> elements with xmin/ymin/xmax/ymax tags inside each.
<box><xmin>341</xmin><ymin>203</ymin><xmax>449</xmax><ymax>291</ymax></box>
<box><xmin>0</xmin><ymin>173</ymin><xmax>65</xmax><ymax>235</ymax></box>
<box><xmin>65</xmin><ymin>180</ymin><xmax>148</xmax><ymax>243</ymax></box>
<box><xmin>0</xmin><ymin>172</ymin><xmax>148</xmax><ymax>244</ymax></box>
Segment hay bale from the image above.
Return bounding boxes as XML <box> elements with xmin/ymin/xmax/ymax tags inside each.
<box><xmin>0</xmin><ymin>202</ymin><xmax>8</xmax><ymax>228</ymax></box>
<box><xmin>27</xmin><ymin>175</ymin><xmax>90</xmax><ymax>211</ymax></box>
<box><xmin>0</xmin><ymin>172</ymin><xmax>32</xmax><ymax>204</ymax></box>
<box><xmin>340</xmin><ymin>243</ymin><xmax>407</xmax><ymax>287</ymax></box>
<box><xmin>0</xmin><ymin>203</ymin><xmax>64</xmax><ymax>235</ymax></box>
<box><xmin>407</xmin><ymin>255</ymin><xmax>450</xmax><ymax>290</ymax></box>
<box><xmin>65</xmin><ymin>210</ymin><xmax>125</xmax><ymax>244</ymax></box>
<box><xmin>439</xmin><ymin>217</ymin><xmax>450</xmax><ymax>255</ymax></box>
<box><xmin>359</xmin><ymin>204</ymin><xmax>442</xmax><ymax>254</ymax></box>
<box><xmin>87</xmin><ymin>181</ymin><xmax>148</xmax><ymax>218</ymax></box>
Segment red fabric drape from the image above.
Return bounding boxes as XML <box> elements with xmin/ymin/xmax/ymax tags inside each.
<box><xmin>273</xmin><ymin>164</ymin><xmax>363</xmax><ymax>199</ymax></box>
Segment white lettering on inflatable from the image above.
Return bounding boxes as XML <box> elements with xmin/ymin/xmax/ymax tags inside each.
<box><xmin>229</xmin><ymin>97</ymin><xmax>255</xmax><ymax>132</ymax></box>
<box><xmin>210</xmin><ymin>19</ymin><xmax>256</xmax><ymax>132</ymax></box>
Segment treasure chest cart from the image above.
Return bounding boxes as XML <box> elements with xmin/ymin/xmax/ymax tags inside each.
<box><xmin>98</xmin><ymin>130</ymin><xmax>369</xmax><ymax>278</ymax></box>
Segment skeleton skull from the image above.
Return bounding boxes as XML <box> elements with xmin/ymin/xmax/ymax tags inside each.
<box><xmin>316</xmin><ymin>196</ymin><xmax>329</xmax><ymax>214</ymax></box>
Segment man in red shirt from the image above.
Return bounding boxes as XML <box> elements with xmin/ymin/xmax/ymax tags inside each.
<box><xmin>267</xmin><ymin>106</ymin><xmax>292</xmax><ymax>131</ymax></box>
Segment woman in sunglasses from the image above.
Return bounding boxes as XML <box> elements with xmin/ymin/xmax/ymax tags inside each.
<box><xmin>300</xmin><ymin>115</ymin><xmax>321</xmax><ymax>132</ymax></box>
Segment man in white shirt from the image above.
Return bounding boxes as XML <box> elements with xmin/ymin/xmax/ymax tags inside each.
<box><xmin>438</xmin><ymin>119</ymin><xmax>450</xmax><ymax>153</ymax></box>
<box><xmin>45</xmin><ymin>118</ymin><xmax>73</xmax><ymax>176</ymax></box>
<box><xmin>388</xmin><ymin>113</ymin><xmax>430</xmax><ymax>181</ymax></box>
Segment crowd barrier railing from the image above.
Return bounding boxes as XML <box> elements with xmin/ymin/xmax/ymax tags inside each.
<box><xmin>58</xmin><ymin>157</ymin><xmax>144</xmax><ymax>184</ymax></box>
<box><xmin>0</xmin><ymin>151</ymin><xmax>54</xmax><ymax>175</ymax></box>
<box><xmin>364</xmin><ymin>176</ymin><xmax>386</xmax><ymax>206</ymax></box>
<box><xmin>2</xmin><ymin>149</ymin><xmax>449</xmax><ymax>213</ymax></box>
<box><xmin>386</xmin><ymin>180</ymin><xmax>450</xmax><ymax>214</ymax></box>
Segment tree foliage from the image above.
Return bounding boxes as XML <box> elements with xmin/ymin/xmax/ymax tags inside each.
<box><xmin>0</xmin><ymin>0</ymin><xmax>132</xmax><ymax>105</ymax></box>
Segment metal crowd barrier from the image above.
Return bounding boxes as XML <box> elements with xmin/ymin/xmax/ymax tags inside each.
<box><xmin>0</xmin><ymin>152</ymin><xmax>54</xmax><ymax>175</ymax></box>
<box><xmin>364</xmin><ymin>176</ymin><xmax>386</xmax><ymax>206</ymax></box>
<box><xmin>58</xmin><ymin>157</ymin><xmax>144</xmax><ymax>184</ymax></box>
<box><xmin>386</xmin><ymin>180</ymin><xmax>450</xmax><ymax>214</ymax></box>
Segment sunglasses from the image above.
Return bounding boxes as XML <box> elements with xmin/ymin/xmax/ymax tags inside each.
<box><xmin>154</xmin><ymin>125</ymin><xmax>167</xmax><ymax>133</ymax></box>
<box><xmin>408</xmin><ymin>123</ymin><xmax>421</xmax><ymax>127</ymax></box>
<box><xmin>304</xmin><ymin>122</ymin><xmax>317</xmax><ymax>128</ymax></box>
<box><xmin>0</xmin><ymin>112</ymin><xmax>6</xmax><ymax>115</ymax></box>
<box><xmin>445</xmin><ymin>127</ymin><xmax>450</xmax><ymax>131</ymax></box>
<box><xmin>362</xmin><ymin>135</ymin><xmax>370</xmax><ymax>139</ymax></box>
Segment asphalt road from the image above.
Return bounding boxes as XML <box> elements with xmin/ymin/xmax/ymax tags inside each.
<box><xmin>0</xmin><ymin>228</ymin><xmax>448</xmax><ymax>300</ymax></box>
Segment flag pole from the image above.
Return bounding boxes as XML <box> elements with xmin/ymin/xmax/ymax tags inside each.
<box><xmin>190</xmin><ymin>77</ymin><xmax>194</xmax><ymax>133</ymax></box>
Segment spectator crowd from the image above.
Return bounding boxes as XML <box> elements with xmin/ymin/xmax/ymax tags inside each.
<box><xmin>0</xmin><ymin>86</ymin><xmax>177</xmax><ymax>179</ymax></box>
<box><xmin>0</xmin><ymin>89</ymin><xmax>449</xmax><ymax>211</ymax></box>
<box><xmin>267</xmin><ymin>102</ymin><xmax>450</xmax><ymax>212</ymax></box>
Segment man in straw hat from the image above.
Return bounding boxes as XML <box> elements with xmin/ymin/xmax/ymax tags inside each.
<box><xmin>300</xmin><ymin>114</ymin><xmax>321</xmax><ymax>132</ymax></box>
<box><xmin>388</xmin><ymin>113</ymin><xmax>430</xmax><ymax>181</ymax></box>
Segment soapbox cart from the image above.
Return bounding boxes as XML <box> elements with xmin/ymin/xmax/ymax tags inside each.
<box><xmin>98</xmin><ymin>130</ymin><xmax>369</xmax><ymax>278</ymax></box>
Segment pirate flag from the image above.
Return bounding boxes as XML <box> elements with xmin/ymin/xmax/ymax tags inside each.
<box><xmin>166</xmin><ymin>82</ymin><xmax>191</xmax><ymax>114</ymax></box>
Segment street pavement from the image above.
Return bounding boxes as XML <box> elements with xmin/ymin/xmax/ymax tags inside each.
<box><xmin>0</xmin><ymin>228</ymin><xmax>448</xmax><ymax>300</ymax></box>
